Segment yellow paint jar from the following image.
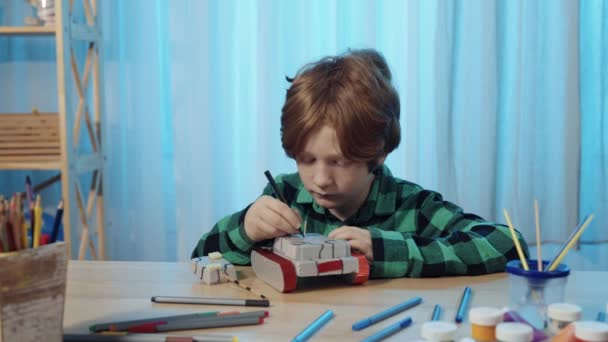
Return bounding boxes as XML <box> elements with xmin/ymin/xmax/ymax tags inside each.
<box><xmin>470</xmin><ymin>307</ymin><xmax>504</xmax><ymax>342</ymax></box>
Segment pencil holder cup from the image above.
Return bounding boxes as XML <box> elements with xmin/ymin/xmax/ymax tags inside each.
<box><xmin>0</xmin><ymin>242</ymin><xmax>68</xmax><ymax>342</ymax></box>
<box><xmin>505</xmin><ymin>259</ymin><xmax>570</xmax><ymax>330</ymax></box>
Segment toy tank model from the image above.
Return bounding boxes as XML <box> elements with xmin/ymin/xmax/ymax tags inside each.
<box><xmin>251</xmin><ymin>233</ymin><xmax>370</xmax><ymax>292</ymax></box>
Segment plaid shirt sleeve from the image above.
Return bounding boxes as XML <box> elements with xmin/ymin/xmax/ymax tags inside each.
<box><xmin>369</xmin><ymin>189</ymin><xmax>529</xmax><ymax>278</ymax></box>
<box><xmin>191</xmin><ymin>181</ymin><xmax>284</xmax><ymax>264</ymax></box>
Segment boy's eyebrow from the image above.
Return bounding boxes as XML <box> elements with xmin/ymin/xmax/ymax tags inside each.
<box><xmin>298</xmin><ymin>152</ymin><xmax>346</xmax><ymax>160</ymax></box>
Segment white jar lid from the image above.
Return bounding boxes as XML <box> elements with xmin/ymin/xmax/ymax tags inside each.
<box><xmin>547</xmin><ymin>303</ymin><xmax>582</xmax><ymax>322</ymax></box>
<box><xmin>421</xmin><ymin>321</ymin><xmax>458</xmax><ymax>341</ymax></box>
<box><xmin>574</xmin><ymin>321</ymin><xmax>608</xmax><ymax>341</ymax></box>
<box><xmin>469</xmin><ymin>307</ymin><xmax>503</xmax><ymax>326</ymax></box>
<box><xmin>495</xmin><ymin>322</ymin><xmax>533</xmax><ymax>342</ymax></box>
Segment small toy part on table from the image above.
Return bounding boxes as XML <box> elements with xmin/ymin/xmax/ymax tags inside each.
<box><xmin>190</xmin><ymin>251</ymin><xmax>237</xmax><ymax>285</ymax></box>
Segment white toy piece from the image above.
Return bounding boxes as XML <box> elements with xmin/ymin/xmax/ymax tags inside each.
<box><xmin>273</xmin><ymin>234</ymin><xmax>350</xmax><ymax>260</ymax></box>
<box><xmin>251</xmin><ymin>233</ymin><xmax>369</xmax><ymax>292</ymax></box>
<box><xmin>190</xmin><ymin>252</ymin><xmax>237</xmax><ymax>285</ymax></box>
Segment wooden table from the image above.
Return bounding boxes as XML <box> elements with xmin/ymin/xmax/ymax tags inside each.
<box><xmin>63</xmin><ymin>261</ymin><xmax>608</xmax><ymax>341</ymax></box>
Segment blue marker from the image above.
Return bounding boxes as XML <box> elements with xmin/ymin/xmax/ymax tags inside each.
<box><xmin>455</xmin><ymin>286</ymin><xmax>472</xmax><ymax>323</ymax></box>
<box><xmin>352</xmin><ymin>296</ymin><xmax>422</xmax><ymax>331</ymax></box>
<box><xmin>431</xmin><ymin>304</ymin><xmax>442</xmax><ymax>321</ymax></box>
<box><xmin>361</xmin><ymin>317</ymin><xmax>413</xmax><ymax>342</ymax></box>
<box><xmin>292</xmin><ymin>309</ymin><xmax>334</xmax><ymax>342</ymax></box>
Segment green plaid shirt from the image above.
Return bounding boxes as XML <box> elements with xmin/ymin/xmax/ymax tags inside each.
<box><xmin>192</xmin><ymin>165</ymin><xmax>528</xmax><ymax>278</ymax></box>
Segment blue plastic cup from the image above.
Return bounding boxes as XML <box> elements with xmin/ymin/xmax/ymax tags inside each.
<box><xmin>505</xmin><ymin>259</ymin><xmax>570</xmax><ymax>330</ymax></box>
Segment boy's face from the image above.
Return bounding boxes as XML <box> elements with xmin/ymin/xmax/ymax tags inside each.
<box><xmin>296</xmin><ymin>125</ymin><xmax>383</xmax><ymax>220</ymax></box>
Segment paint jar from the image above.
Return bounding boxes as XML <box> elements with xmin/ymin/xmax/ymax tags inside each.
<box><xmin>470</xmin><ymin>307</ymin><xmax>504</xmax><ymax>342</ymax></box>
<box><xmin>547</xmin><ymin>303</ymin><xmax>582</xmax><ymax>335</ymax></box>
<box><xmin>502</xmin><ymin>309</ymin><xmax>549</xmax><ymax>342</ymax></box>
<box><xmin>495</xmin><ymin>322</ymin><xmax>533</xmax><ymax>342</ymax></box>
<box><xmin>421</xmin><ymin>321</ymin><xmax>458</xmax><ymax>341</ymax></box>
<box><xmin>505</xmin><ymin>259</ymin><xmax>570</xmax><ymax>329</ymax></box>
<box><xmin>573</xmin><ymin>321</ymin><xmax>608</xmax><ymax>342</ymax></box>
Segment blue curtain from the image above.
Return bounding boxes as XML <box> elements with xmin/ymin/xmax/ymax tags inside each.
<box><xmin>579</xmin><ymin>1</ymin><xmax>608</xmax><ymax>262</ymax></box>
<box><xmin>1</xmin><ymin>0</ymin><xmax>607</xmax><ymax>267</ymax></box>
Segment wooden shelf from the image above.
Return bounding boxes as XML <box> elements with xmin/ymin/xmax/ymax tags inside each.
<box><xmin>0</xmin><ymin>26</ymin><xmax>56</xmax><ymax>36</ymax></box>
<box><xmin>0</xmin><ymin>159</ymin><xmax>61</xmax><ymax>170</ymax></box>
<box><xmin>1</xmin><ymin>1</ymin><xmax>106</xmax><ymax>260</ymax></box>
<box><xmin>0</xmin><ymin>112</ymin><xmax>62</xmax><ymax>170</ymax></box>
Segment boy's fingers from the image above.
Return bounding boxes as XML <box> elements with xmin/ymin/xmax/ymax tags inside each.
<box><xmin>291</xmin><ymin>209</ymin><xmax>303</xmax><ymax>226</ymax></box>
<box><xmin>265</xmin><ymin>198</ymin><xmax>302</xmax><ymax>230</ymax></box>
<box><xmin>259</xmin><ymin>211</ymin><xmax>293</xmax><ymax>235</ymax></box>
<box><xmin>328</xmin><ymin>227</ymin><xmax>355</xmax><ymax>240</ymax></box>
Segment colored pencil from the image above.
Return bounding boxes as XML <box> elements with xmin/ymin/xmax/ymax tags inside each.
<box><xmin>50</xmin><ymin>199</ymin><xmax>64</xmax><ymax>243</ymax></box>
<box><xmin>131</xmin><ymin>315</ymin><xmax>263</xmax><ymax>333</ymax></box>
<box><xmin>127</xmin><ymin>311</ymin><xmax>268</xmax><ymax>333</ymax></box>
<box><xmin>455</xmin><ymin>287</ymin><xmax>472</xmax><ymax>323</ymax></box>
<box><xmin>292</xmin><ymin>310</ymin><xmax>334</xmax><ymax>342</ymax></box>
<box><xmin>89</xmin><ymin>311</ymin><xmax>220</xmax><ymax>332</ymax></box>
<box><xmin>0</xmin><ymin>199</ymin><xmax>8</xmax><ymax>252</ymax></box>
<box><xmin>352</xmin><ymin>296</ymin><xmax>422</xmax><ymax>330</ymax></box>
<box><xmin>151</xmin><ymin>296</ymin><xmax>269</xmax><ymax>307</ymax></box>
<box><xmin>431</xmin><ymin>304</ymin><xmax>441</xmax><ymax>321</ymax></box>
<box><xmin>361</xmin><ymin>317</ymin><xmax>412</xmax><ymax>342</ymax></box>
<box><xmin>64</xmin><ymin>333</ymin><xmax>238</xmax><ymax>342</ymax></box>
<box><xmin>33</xmin><ymin>194</ymin><xmax>43</xmax><ymax>248</ymax></box>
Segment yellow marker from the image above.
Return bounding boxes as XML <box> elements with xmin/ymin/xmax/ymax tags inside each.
<box><xmin>548</xmin><ymin>214</ymin><xmax>594</xmax><ymax>271</ymax></box>
<box><xmin>33</xmin><ymin>195</ymin><xmax>43</xmax><ymax>248</ymax></box>
<box><xmin>503</xmin><ymin>209</ymin><xmax>529</xmax><ymax>271</ymax></box>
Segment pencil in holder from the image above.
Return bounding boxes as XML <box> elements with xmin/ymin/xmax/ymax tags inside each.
<box><xmin>505</xmin><ymin>259</ymin><xmax>570</xmax><ymax>330</ymax></box>
<box><xmin>0</xmin><ymin>242</ymin><xmax>68</xmax><ymax>342</ymax></box>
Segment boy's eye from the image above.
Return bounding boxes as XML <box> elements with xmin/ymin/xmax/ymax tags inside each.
<box><xmin>298</xmin><ymin>157</ymin><xmax>315</xmax><ymax>164</ymax></box>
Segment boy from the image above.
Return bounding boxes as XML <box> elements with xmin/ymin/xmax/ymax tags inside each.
<box><xmin>192</xmin><ymin>49</ymin><xmax>527</xmax><ymax>278</ymax></box>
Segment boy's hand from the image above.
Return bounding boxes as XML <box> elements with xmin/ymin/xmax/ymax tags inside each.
<box><xmin>328</xmin><ymin>226</ymin><xmax>373</xmax><ymax>262</ymax></box>
<box><xmin>244</xmin><ymin>195</ymin><xmax>302</xmax><ymax>242</ymax></box>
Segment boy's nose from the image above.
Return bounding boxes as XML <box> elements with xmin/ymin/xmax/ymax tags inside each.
<box><xmin>313</xmin><ymin>168</ymin><xmax>333</xmax><ymax>190</ymax></box>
